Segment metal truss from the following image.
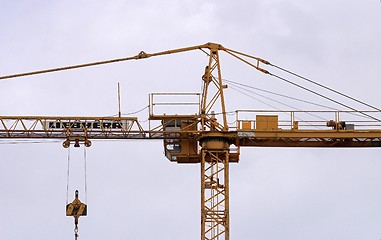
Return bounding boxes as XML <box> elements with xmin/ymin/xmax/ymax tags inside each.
<box><xmin>201</xmin><ymin>149</ymin><xmax>230</xmax><ymax>240</ymax></box>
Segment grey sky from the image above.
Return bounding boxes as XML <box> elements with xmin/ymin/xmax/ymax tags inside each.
<box><xmin>1</xmin><ymin>1</ymin><xmax>381</xmax><ymax>240</ymax></box>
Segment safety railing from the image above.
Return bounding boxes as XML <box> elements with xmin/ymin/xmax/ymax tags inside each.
<box><xmin>235</xmin><ymin>110</ymin><xmax>381</xmax><ymax>131</ymax></box>
<box><xmin>149</xmin><ymin>93</ymin><xmax>200</xmax><ymax>117</ymax></box>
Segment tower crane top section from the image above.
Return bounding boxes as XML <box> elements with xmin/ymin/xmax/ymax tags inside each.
<box><xmin>1</xmin><ymin>42</ymin><xmax>381</xmax><ymax>163</ymax></box>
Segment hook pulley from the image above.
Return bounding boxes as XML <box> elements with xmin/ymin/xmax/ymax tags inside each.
<box><xmin>66</xmin><ymin>190</ymin><xmax>87</xmax><ymax>239</ymax></box>
<box><xmin>63</xmin><ymin>138</ymin><xmax>92</xmax><ymax>148</ymax></box>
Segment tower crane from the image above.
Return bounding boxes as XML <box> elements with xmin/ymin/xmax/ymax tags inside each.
<box><xmin>1</xmin><ymin>42</ymin><xmax>381</xmax><ymax>240</ymax></box>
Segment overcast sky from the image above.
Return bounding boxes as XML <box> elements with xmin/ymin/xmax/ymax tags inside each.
<box><xmin>1</xmin><ymin>1</ymin><xmax>381</xmax><ymax>240</ymax></box>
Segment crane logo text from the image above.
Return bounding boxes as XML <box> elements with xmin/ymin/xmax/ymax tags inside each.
<box><xmin>47</xmin><ymin>121</ymin><xmax>123</xmax><ymax>129</ymax></box>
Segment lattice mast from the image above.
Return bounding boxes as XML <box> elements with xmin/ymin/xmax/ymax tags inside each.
<box><xmin>199</xmin><ymin>43</ymin><xmax>231</xmax><ymax>240</ymax></box>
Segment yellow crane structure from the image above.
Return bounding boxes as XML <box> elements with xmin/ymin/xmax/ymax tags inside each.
<box><xmin>1</xmin><ymin>42</ymin><xmax>381</xmax><ymax>240</ymax></box>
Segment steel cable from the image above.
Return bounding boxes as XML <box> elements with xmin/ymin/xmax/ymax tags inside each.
<box><xmin>270</xmin><ymin>63</ymin><xmax>381</xmax><ymax>111</ymax></box>
<box><xmin>224</xmin><ymin>78</ymin><xmax>372</xmax><ymax>120</ymax></box>
<box><xmin>229</xmin><ymin>86</ymin><xmax>325</xmax><ymax>129</ymax></box>
<box><xmin>269</xmin><ymin>73</ymin><xmax>381</xmax><ymax>121</ymax></box>
<box><xmin>83</xmin><ymin>147</ymin><xmax>88</xmax><ymax>204</ymax></box>
<box><xmin>224</xmin><ymin>79</ymin><xmax>339</xmax><ymax>110</ymax></box>
<box><xmin>66</xmin><ymin>147</ymin><xmax>71</xmax><ymax>205</ymax></box>
<box><xmin>221</xmin><ymin>48</ymin><xmax>381</xmax><ymax>121</ymax></box>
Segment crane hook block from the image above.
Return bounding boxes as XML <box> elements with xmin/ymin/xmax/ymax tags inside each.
<box><xmin>66</xmin><ymin>190</ymin><xmax>87</xmax><ymax>217</ymax></box>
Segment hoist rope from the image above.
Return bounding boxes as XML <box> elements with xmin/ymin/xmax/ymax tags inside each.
<box><xmin>66</xmin><ymin>147</ymin><xmax>71</xmax><ymax>205</ymax></box>
<box><xmin>270</xmin><ymin>63</ymin><xmax>381</xmax><ymax>112</ymax></box>
<box><xmin>66</xmin><ymin>145</ymin><xmax>88</xmax><ymax>204</ymax></box>
<box><xmin>83</xmin><ymin>146</ymin><xmax>88</xmax><ymax>204</ymax></box>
